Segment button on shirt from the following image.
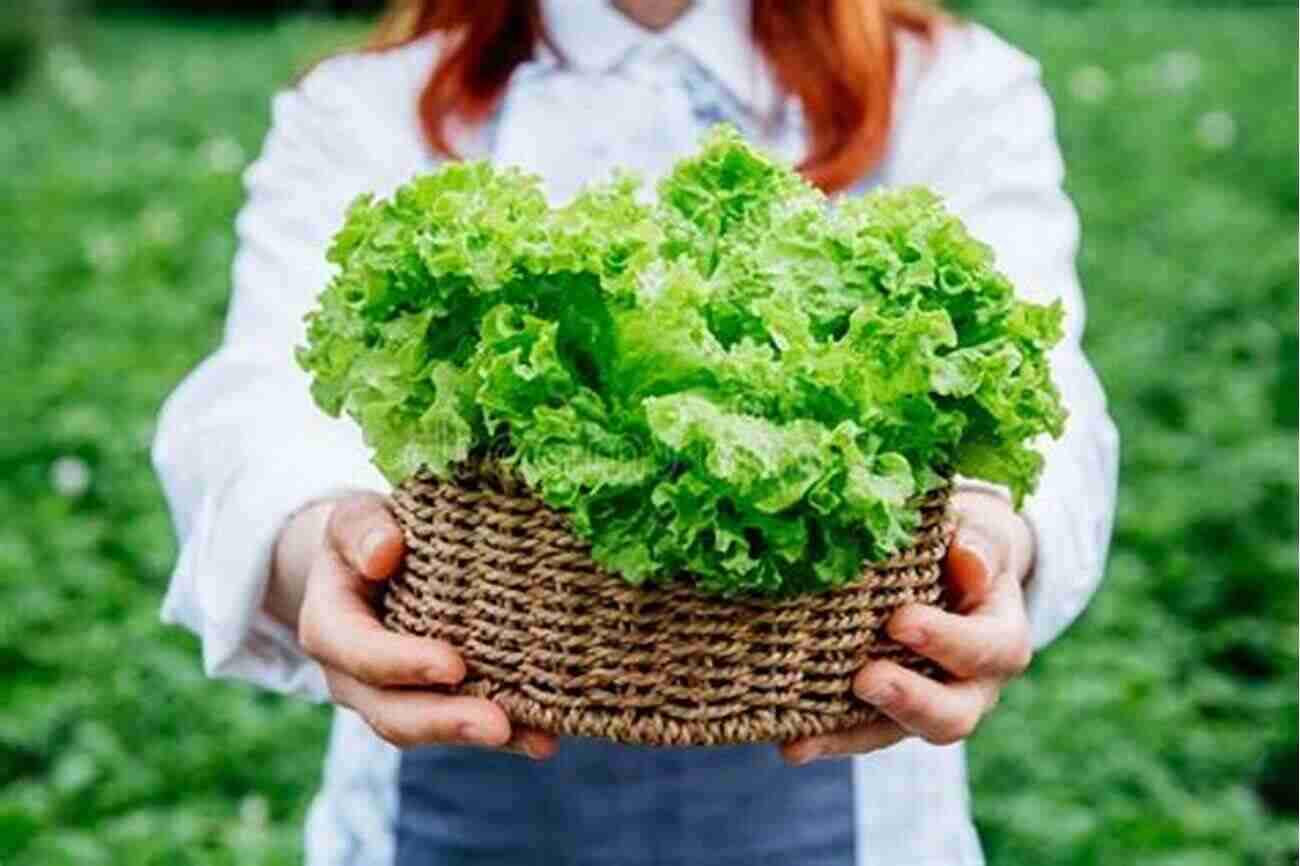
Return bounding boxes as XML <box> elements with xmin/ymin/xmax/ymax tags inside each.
<box><xmin>152</xmin><ymin>2</ymin><xmax>1120</xmax><ymax>864</ymax></box>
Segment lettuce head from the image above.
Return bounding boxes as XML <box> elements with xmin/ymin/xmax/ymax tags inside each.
<box><xmin>297</xmin><ymin>127</ymin><xmax>1067</xmax><ymax>596</ymax></box>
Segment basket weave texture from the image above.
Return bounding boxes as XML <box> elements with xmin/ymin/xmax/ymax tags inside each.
<box><xmin>382</xmin><ymin>460</ymin><xmax>954</xmax><ymax>747</ymax></box>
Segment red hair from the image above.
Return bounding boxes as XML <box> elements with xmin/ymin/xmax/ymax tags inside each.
<box><xmin>369</xmin><ymin>1</ymin><xmax>943</xmax><ymax>194</ymax></box>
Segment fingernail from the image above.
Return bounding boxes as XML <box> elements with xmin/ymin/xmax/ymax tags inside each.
<box><xmin>856</xmin><ymin>678</ymin><xmax>898</xmax><ymax>707</ymax></box>
<box><xmin>956</xmin><ymin>528</ymin><xmax>995</xmax><ymax>575</ymax></box>
<box><xmin>792</xmin><ymin>743</ymin><xmax>822</xmax><ymax>766</ymax></box>
<box><xmin>360</xmin><ymin>527</ymin><xmax>388</xmax><ymax>563</ymax></box>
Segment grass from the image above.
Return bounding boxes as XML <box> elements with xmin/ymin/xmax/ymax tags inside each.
<box><xmin>0</xmin><ymin>5</ymin><xmax>1295</xmax><ymax>865</ymax></box>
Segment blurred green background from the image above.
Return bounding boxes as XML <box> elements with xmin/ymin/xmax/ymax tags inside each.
<box><xmin>0</xmin><ymin>1</ymin><xmax>1295</xmax><ymax>864</ymax></box>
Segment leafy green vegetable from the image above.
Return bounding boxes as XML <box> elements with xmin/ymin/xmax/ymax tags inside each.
<box><xmin>298</xmin><ymin>126</ymin><xmax>1067</xmax><ymax>595</ymax></box>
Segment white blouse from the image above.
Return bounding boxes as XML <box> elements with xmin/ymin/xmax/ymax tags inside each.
<box><xmin>153</xmin><ymin>3</ymin><xmax>1119</xmax><ymax>864</ymax></box>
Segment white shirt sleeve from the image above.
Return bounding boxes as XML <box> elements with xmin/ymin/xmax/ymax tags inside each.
<box><xmin>152</xmin><ymin>52</ymin><xmax>430</xmax><ymax>700</ymax></box>
<box><xmin>885</xmin><ymin>24</ymin><xmax>1121</xmax><ymax>649</ymax></box>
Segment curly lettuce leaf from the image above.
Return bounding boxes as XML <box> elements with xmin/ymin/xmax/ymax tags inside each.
<box><xmin>297</xmin><ymin>125</ymin><xmax>1068</xmax><ymax>595</ymax></box>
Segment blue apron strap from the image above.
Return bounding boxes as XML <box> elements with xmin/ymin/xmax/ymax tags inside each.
<box><xmin>396</xmin><ymin>738</ymin><xmax>854</xmax><ymax>865</ymax></box>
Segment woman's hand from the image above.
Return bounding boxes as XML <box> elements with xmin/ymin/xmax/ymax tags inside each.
<box><xmin>268</xmin><ymin>492</ymin><xmax>558</xmax><ymax>760</ymax></box>
<box><xmin>780</xmin><ymin>489</ymin><xmax>1035</xmax><ymax>765</ymax></box>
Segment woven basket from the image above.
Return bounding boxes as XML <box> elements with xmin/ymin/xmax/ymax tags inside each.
<box><xmin>382</xmin><ymin>460</ymin><xmax>954</xmax><ymax>747</ymax></box>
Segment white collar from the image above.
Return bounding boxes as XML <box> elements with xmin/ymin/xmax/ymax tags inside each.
<box><xmin>539</xmin><ymin>0</ymin><xmax>778</xmax><ymax>116</ymax></box>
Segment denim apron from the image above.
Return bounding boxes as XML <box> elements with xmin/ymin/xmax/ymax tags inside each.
<box><xmin>395</xmin><ymin>739</ymin><xmax>854</xmax><ymax>865</ymax></box>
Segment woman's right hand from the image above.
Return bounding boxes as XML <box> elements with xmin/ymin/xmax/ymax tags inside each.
<box><xmin>268</xmin><ymin>492</ymin><xmax>558</xmax><ymax>760</ymax></box>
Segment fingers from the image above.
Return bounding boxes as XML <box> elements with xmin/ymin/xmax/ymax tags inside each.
<box><xmin>887</xmin><ymin>597</ymin><xmax>1032</xmax><ymax>680</ymax></box>
<box><xmin>327</xmin><ymin>669</ymin><xmax>512</xmax><ymax>750</ymax></box>
<box><xmin>853</xmin><ymin>661</ymin><xmax>999</xmax><ymax>746</ymax></box>
<box><xmin>311</xmin><ymin>495</ymin><xmax>550</xmax><ymax>758</ymax></box>
<box><xmin>298</xmin><ymin>550</ymin><xmax>465</xmax><ymax>687</ymax></box>
<box><xmin>780</xmin><ymin>719</ymin><xmax>909</xmax><ymax>766</ymax></box>
<box><xmin>790</xmin><ymin>491</ymin><xmax>1030</xmax><ymax>761</ymax></box>
<box><xmin>327</xmin><ymin>493</ymin><xmax>405</xmax><ymax>581</ymax></box>
<box><xmin>943</xmin><ymin>531</ymin><xmax>997</xmax><ymax>612</ymax></box>
<box><xmin>307</xmin><ymin>530</ymin><xmax>559</xmax><ymax>761</ymax></box>
<box><xmin>781</xmin><ymin>664</ymin><xmax>1000</xmax><ymax>762</ymax></box>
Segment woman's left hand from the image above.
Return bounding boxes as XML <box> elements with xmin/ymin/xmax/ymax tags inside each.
<box><xmin>780</xmin><ymin>489</ymin><xmax>1036</xmax><ymax>765</ymax></box>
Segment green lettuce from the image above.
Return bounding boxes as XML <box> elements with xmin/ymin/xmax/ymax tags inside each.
<box><xmin>297</xmin><ymin>126</ymin><xmax>1067</xmax><ymax>596</ymax></box>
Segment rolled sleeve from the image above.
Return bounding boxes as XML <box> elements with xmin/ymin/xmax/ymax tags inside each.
<box><xmin>153</xmin><ymin>51</ymin><xmax>426</xmax><ymax>697</ymax></box>
<box><xmin>154</xmin><ymin>349</ymin><xmax>387</xmax><ymax>700</ymax></box>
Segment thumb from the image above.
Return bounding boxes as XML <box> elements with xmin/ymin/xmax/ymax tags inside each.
<box><xmin>327</xmin><ymin>493</ymin><xmax>405</xmax><ymax>581</ymax></box>
<box><xmin>945</xmin><ymin>513</ymin><xmax>1005</xmax><ymax>611</ymax></box>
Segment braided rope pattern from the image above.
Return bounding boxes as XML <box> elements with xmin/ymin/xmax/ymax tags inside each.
<box><xmin>382</xmin><ymin>461</ymin><xmax>954</xmax><ymax>747</ymax></box>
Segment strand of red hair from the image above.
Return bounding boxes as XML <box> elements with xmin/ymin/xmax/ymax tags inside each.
<box><xmin>367</xmin><ymin>0</ymin><xmax>943</xmax><ymax>194</ymax></box>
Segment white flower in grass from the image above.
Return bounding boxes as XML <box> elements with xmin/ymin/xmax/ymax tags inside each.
<box><xmin>140</xmin><ymin>206</ymin><xmax>183</xmax><ymax>245</ymax></box>
<box><xmin>1069</xmin><ymin>65</ymin><xmax>1110</xmax><ymax>105</ymax></box>
<box><xmin>51</xmin><ymin>751</ymin><xmax>97</xmax><ymax>793</ymax></box>
<box><xmin>49</xmin><ymin>45</ymin><xmax>102</xmax><ymax>109</ymax></box>
<box><xmin>51</xmin><ymin>456</ymin><xmax>92</xmax><ymax>498</ymax></box>
<box><xmin>1158</xmin><ymin>50</ymin><xmax>1202</xmax><ymax>91</ymax></box>
<box><xmin>83</xmin><ymin>231</ymin><xmax>123</xmax><ymax>272</ymax></box>
<box><xmin>201</xmin><ymin>136</ymin><xmax>246</xmax><ymax>175</ymax></box>
<box><xmin>1195</xmin><ymin>110</ymin><xmax>1236</xmax><ymax>151</ymax></box>
<box><xmin>239</xmin><ymin>795</ymin><xmax>269</xmax><ymax>830</ymax></box>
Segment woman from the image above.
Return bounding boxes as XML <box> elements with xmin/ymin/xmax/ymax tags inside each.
<box><xmin>155</xmin><ymin>1</ymin><xmax>1119</xmax><ymax>863</ymax></box>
